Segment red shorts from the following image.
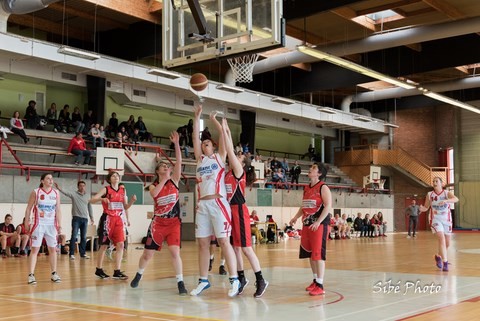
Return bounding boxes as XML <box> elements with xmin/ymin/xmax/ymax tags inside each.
<box><xmin>144</xmin><ymin>217</ymin><xmax>181</xmax><ymax>251</ymax></box>
<box><xmin>98</xmin><ymin>214</ymin><xmax>125</xmax><ymax>245</ymax></box>
<box><xmin>299</xmin><ymin>223</ymin><xmax>328</xmax><ymax>261</ymax></box>
<box><xmin>231</xmin><ymin>203</ymin><xmax>252</xmax><ymax>248</ymax></box>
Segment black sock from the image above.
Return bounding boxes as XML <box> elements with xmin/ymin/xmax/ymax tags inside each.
<box><xmin>255</xmin><ymin>271</ymin><xmax>263</xmax><ymax>282</ymax></box>
<box><xmin>238</xmin><ymin>270</ymin><xmax>245</xmax><ymax>281</ymax></box>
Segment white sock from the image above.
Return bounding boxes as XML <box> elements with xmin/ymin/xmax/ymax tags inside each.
<box><xmin>313</xmin><ymin>273</ymin><xmax>318</xmax><ymax>279</ymax></box>
<box><xmin>316</xmin><ymin>278</ymin><xmax>323</xmax><ymax>284</ymax></box>
<box><xmin>220</xmin><ymin>259</ymin><xmax>226</xmax><ymax>266</ymax></box>
<box><xmin>137</xmin><ymin>268</ymin><xmax>145</xmax><ymax>275</ymax></box>
<box><xmin>176</xmin><ymin>274</ymin><xmax>183</xmax><ymax>282</ymax></box>
<box><xmin>210</xmin><ymin>254</ymin><xmax>214</xmax><ymax>260</ymax></box>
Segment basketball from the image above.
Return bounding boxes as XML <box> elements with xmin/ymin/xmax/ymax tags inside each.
<box><xmin>190</xmin><ymin>73</ymin><xmax>208</xmax><ymax>91</ymax></box>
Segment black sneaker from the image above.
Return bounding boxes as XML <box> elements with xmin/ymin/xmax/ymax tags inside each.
<box><xmin>112</xmin><ymin>270</ymin><xmax>128</xmax><ymax>280</ymax></box>
<box><xmin>130</xmin><ymin>272</ymin><xmax>142</xmax><ymax>288</ymax></box>
<box><xmin>254</xmin><ymin>279</ymin><xmax>269</xmax><ymax>298</ymax></box>
<box><xmin>238</xmin><ymin>278</ymin><xmax>249</xmax><ymax>295</ymax></box>
<box><xmin>95</xmin><ymin>268</ymin><xmax>110</xmax><ymax>279</ymax></box>
<box><xmin>209</xmin><ymin>258</ymin><xmax>213</xmax><ymax>271</ymax></box>
<box><xmin>219</xmin><ymin>265</ymin><xmax>227</xmax><ymax>275</ymax></box>
<box><xmin>178</xmin><ymin>281</ymin><xmax>188</xmax><ymax>296</ymax></box>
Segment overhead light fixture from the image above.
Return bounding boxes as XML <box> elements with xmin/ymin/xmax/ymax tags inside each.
<box><xmin>170</xmin><ymin>111</ymin><xmax>190</xmax><ymax>117</ymax></box>
<box><xmin>216</xmin><ymin>84</ymin><xmax>245</xmax><ymax>93</ymax></box>
<box><xmin>384</xmin><ymin>123</ymin><xmax>399</xmax><ymax>128</ymax></box>
<box><xmin>317</xmin><ymin>107</ymin><xmax>337</xmax><ymax>114</ymax></box>
<box><xmin>122</xmin><ymin>104</ymin><xmax>142</xmax><ymax>110</ymax></box>
<box><xmin>288</xmin><ymin>131</ymin><xmax>302</xmax><ymax>136</ymax></box>
<box><xmin>354</xmin><ymin>116</ymin><xmax>372</xmax><ymax>122</ymax></box>
<box><xmin>297</xmin><ymin>46</ymin><xmax>416</xmax><ymax>90</ymax></box>
<box><xmin>58</xmin><ymin>46</ymin><xmax>100</xmax><ymax>60</ymax></box>
<box><xmin>271</xmin><ymin>97</ymin><xmax>295</xmax><ymax>105</ymax></box>
<box><xmin>424</xmin><ymin>92</ymin><xmax>480</xmax><ymax>114</ymax></box>
<box><xmin>147</xmin><ymin>68</ymin><xmax>181</xmax><ymax>79</ymax></box>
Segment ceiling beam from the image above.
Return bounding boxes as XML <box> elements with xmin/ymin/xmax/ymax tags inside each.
<box><xmin>356</xmin><ymin>0</ymin><xmax>422</xmax><ymax>16</ymax></box>
<box><xmin>48</xmin><ymin>2</ymin><xmax>128</xmax><ymax>30</ymax></box>
<box><xmin>422</xmin><ymin>0</ymin><xmax>465</xmax><ymax>19</ymax></box>
<box><xmin>8</xmin><ymin>14</ymin><xmax>87</xmax><ymax>40</ymax></box>
<box><xmin>286</xmin><ymin>25</ymin><xmax>329</xmax><ymax>45</ymax></box>
<box><xmin>332</xmin><ymin>7</ymin><xmax>376</xmax><ymax>31</ymax></box>
<box><xmin>81</xmin><ymin>0</ymin><xmax>160</xmax><ymax>24</ymax></box>
<box><xmin>149</xmin><ymin>1</ymin><xmax>162</xmax><ymax>14</ymax></box>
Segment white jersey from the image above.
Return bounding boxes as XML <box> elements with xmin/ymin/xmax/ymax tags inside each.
<box><xmin>428</xmin><ymin>189</ymin><xmax>451</xmax><ymax>223</ymax></box>
<box><xmin>196</xmin><ymin>153</ymin><xmax>226</xmax><ymax>199</ymax></box>
<box><xmin>33</xmin><ymin>188</ymin><xmax>59</xmax><ymax>226</ymax></box>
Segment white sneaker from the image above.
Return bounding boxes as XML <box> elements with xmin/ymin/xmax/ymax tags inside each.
<box><xmin>70</xmin><ymin>255</ymin><xmax>75</xmax><ymax>260</ymax></box>
<box><xmin>190</xmin><ymin>279</ymin><xmax>211</xmax><ymax>296</ymax></box>
<box><xmin>81</xmin><ymin>255</ymin><xmax>90</xmax><ymax>259</ymax></box>
<box><xmin>228</xmin><ymin>278</ymin><xmax>240</xmax><ymax>297</ymax></box>
<box><xmin>28</xmin><ymin>274</ymin><xmax>37</xmax><ymax>285</ymax></box>
<box><xmin>51</xmin><ymin>272</ymin><xmax>61</xmax><ymax>283</ymax></box>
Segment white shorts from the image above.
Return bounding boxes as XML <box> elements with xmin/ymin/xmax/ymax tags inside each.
<box><xmin>30</xmin><ymin>224</ymin><xmax>58</xmax><ymax>248</ymax></box>
<box><xmin>431</xmin><ymin>218</ymin><xmax>452</xmax><ymax>235</ymax></box>
<box><xmin>195</xmin><ymin>197</ymin><xmax>232</xmax><ymax>239</ymax></box>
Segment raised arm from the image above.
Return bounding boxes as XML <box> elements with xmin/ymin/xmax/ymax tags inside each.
<box><xmin>89</xmin><ymin>187</ymin><xmax>107</xmax><ymax>204</ymax></box>
<box><xmin>222</xmin><ymin>118</ymin><xmax>243</xmax><ymax>177</ymax></box>
<box><xmin>192</xmin><ymin>104</ymin><xmax>202</xmax><ymax>161</ymax></box>
<box><xmin>170</xmin><ymin>130</ymin><xmax>182</xmax><ymax>184</ymax></box>
<box><xmin>210</xmin><ymin>111</ymin><xmax>226</xmax><ymax>160</ymax></box>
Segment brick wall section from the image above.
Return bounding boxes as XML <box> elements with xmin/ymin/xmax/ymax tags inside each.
<box><xmin>392</xmin><ymin>105</ymin><xmax>455</xmax><ymax>231</ymax></box>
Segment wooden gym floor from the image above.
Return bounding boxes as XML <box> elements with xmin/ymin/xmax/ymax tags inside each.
<box><xmin>1</xmin><ymin>231</ymin><xmax>479</xmax><ymax>321</ymax></box>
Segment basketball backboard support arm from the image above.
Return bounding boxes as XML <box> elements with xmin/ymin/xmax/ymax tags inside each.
<box><xmin>186</xmin><ymin>0</ymin><xmax>214</xmax><ymax>42</ymax></box>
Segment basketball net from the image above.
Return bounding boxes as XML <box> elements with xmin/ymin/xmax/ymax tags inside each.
<box><xmin>227</xmin><ymin>53</ymin><xmax>259</xmax><ymax>83</ymax></box>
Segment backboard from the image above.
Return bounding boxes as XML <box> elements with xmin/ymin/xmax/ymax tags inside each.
<box><xmin>162</xmin><ymin>0</ymin><xmax>284</xmax><ymax>69</ymax></box>
<box><xmin>95</xmin><ymin>147</ymin><xmax>125</xmax><ymax>176</ymax></box>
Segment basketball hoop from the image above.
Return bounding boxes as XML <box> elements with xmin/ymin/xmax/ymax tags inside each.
<box><xmin>227</xmin><ymin>53</ymin><xmax>259</xmax><ymax>83</ymax></box>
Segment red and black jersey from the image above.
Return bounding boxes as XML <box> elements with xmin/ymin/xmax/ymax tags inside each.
<box><xmin>225</xmin><ymin>170</ymin><xmax>246</xmax><ymax>205</ymax></box>
<box><xmin>0</xmin><ymin>223</ymin><xmax>15</xmax><ymax>234</ymax></box>
<box><xmin>302</xmin><ymin>181</ymin><xmax>330</xmax><ymax>225</ymax></box>
<box><xmin>102</xmin><ymin>185</ymin><xmax>126</xmax><ymax>216</ymax></box>
<box><xmin>153</xmin><ymin>179</ymin><xmax>180</xmax><ymax>219</ymax></box>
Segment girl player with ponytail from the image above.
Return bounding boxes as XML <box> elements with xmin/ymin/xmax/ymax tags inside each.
<box><xmin>289</xmin><ymin>163</ymin><xmax>332</xmax><ymax>296</ymax></box>
<box><xmin>219</xmin><ymin>117</ymin><xmax>268</xmax><ymax>298</ymax></box>
<box><xmin>420</xmin><ymin>177</ymin><xmax>458</xmax><ymax>271</ymax></box>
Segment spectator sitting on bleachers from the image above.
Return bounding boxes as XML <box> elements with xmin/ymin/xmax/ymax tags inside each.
<box><xmin>58</xmin><ymin>104</ymin><xmax>71</xmax><ymax>133</ymax></box>
<box><xmin>270</xmin><ymin>156</ymin><xmax>282</xmax><ymax>173</ymax></box>
<box><xmin>134</xmin><ymin>116</ymin><xmax>153</xmax><ymax>142</ymax></box>
<box><xmin>0</xmin><ymin>214</ymin><xmax>18</xmax><ymax>257</ymax></box>
<box><xmin>46</xmin><ymin>103</ymin><xmax>63</xmax><ymax>133</ymax></box>
<box><xmin>119</xmin><ymin>115</ymin><xmax>135</xmax><ymax>138</ymax></box>
<box><xmin>10</xmin><ymin>111</ymin><xmax>29</xmax><ymax>144</ymax></box>
<box><xmin>83</xmin><ymin>110</ymin><xmax>94</xmax><ymax>134</ymax></box>
<box><xmin>301</xmin><ymin>143</ymin><xmax>315</xmax><ymax>160</ymax></box>
<box><xmin>71</xmin><ymin>106</ymin><xmax>85</xmax><ymax>134</ymax></box>
<box><xmin>353</xmin><ymin>212</ymin><xmax>367</xmax><ymax>237</ymax></box>
<box><xmin>67</xmin><ymin>132</ymin><xmax>92</xmax><ymax>165</ymax></box>
<box><xmin>15</xmin><ymin>217</ymin><xmax>30</xmax><ymax>256</ymax></box>
<box><xmin>89</xmin><ymin>123</ymin><xmax>104</xmax><ymax>148</ymax></box>
<box><xmin>264</xmin><ymin>158</ymin><xmax>272</xmax><ymax>178</ymax></box>
<box><xmin>377</xmin><ymin>212</ymin><xmax>387</xmax><ymax>237</ymax></box>
<box><xmin>272</xmin><ymin>167</ymin><xmax>288</xmax><ymax>189</ymax></box>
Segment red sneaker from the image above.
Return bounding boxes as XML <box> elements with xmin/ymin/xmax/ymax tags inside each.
<box><xmin>309</xmin><ymin>284</ymin><xmax>325</xmax><ymax>296</ymax></box>
<box><xmin>305</xmin><ymin>281</ymin><xmax>316</xmax><ymax>292</ymax></box>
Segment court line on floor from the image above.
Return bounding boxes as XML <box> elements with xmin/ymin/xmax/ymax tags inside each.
<box><xmin>0</xmin><ymin>309</ymin><xmax>73</xmax><ymax>320</ymax></box>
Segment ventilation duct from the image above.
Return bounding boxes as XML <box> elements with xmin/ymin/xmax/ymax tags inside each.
<box><xmin>1</xmin><ymin>0</ymin><xmax>59</xmax><ymax>14</ymax></box>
